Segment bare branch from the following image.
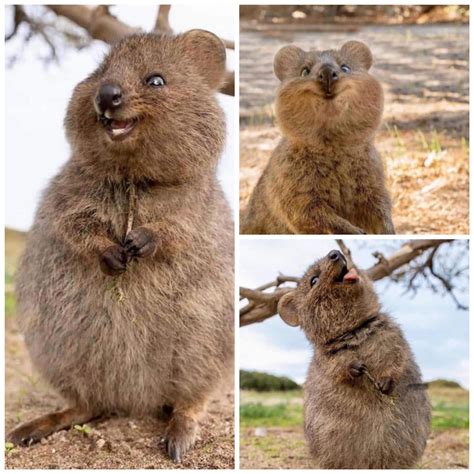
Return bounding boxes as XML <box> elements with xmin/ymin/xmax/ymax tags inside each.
<box><xmin>222</xmin><ymin>38</ymin><xmax>234</xmax><ymax>50</ymax></box>
<box><xmin>336</xmin><ymin>239</ymin><xmax>354</xmax><ymax>268</ymax></box>
<box><xmin>154</xmin><ymin>5</ymin><xmax>172</xmax><ymax>34</ymax></box>
<box><xmin>365</xmin><ymin>239</ymin><xmax>452</xmax><ymax>280</ymax></box>
<box><xmin>46</xmin><ymin>5</ymin><xmax>139</xmax><ymax>43</ymax></box>
<box><xmin>44</xmin><ymin>5</ymin><xmax>235</xmax><ymax>96</ymax></box>
<box><xmin>5</xmin><ymin>5</ymin><xmax>26</xmax><ymax>41</ymax></box>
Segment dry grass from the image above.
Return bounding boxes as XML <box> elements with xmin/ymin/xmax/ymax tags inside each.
<box><xmin>240</xmin><ymin>427</ymin><xmax>468</xmax><ymax>469</ymax></box>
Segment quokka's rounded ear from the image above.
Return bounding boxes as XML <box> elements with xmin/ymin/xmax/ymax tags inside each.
<box><xmin>180</xmin><ymin>29</ymin><xmax>226</xmax><ymax>90</ymax></box>
<box><xmin>341</xmin><ymin>41</ymin><xmax>373</xmax><ymax>70</ymax></box>
<box><xmin>273</xmin><ymin>45</ymin><xmax>306</xmax><ymax>81</ymax></box>
<box><xmin>277</xmin><ymin>291</ymin><xmax>300</xmax><ymax>327</ymax></box>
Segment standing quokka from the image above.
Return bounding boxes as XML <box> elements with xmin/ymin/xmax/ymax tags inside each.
<box><xmin>278</xmin><ymin>250</ymin><xmax>431</xmax><ymax>468</ymax></box>
<box><xmin>8</xmin><ymin>31</ymin><xmax>234</xmax><ymax>463</ymax></box>
<box><xmin>241</xmin><ymin>41</ymin><xmax>395</xmax><ymax>235</ymax></box>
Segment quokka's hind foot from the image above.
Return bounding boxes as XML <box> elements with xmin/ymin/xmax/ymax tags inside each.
<box><xmin>165</xmin><ymin>412</ymin><xmax>199</xmax><ymax>463</ymax></box>
<box><xmin>165</xmin><ymin>401</ymin><xmax>208</xmax><ymax>463</ymax></box>
<box><xmin>7</xmin><ymin>407</ymin><xmax>99</xmax><ymax>446</ymax></box>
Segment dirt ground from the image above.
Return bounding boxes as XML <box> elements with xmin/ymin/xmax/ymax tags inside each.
<box><xmin>5</xmin><ymin>314</ymin><xmax>235</xmax><ymax>469</ymax></box>
<box><xmin>240</xmin><ymin>427</ymin><xmax>469</xmax><ymax>469</ymax></box>
<box><xmin>239</xmin><ymin>23</ymin><xmax>469</xmax><ymax>234</ymax></box>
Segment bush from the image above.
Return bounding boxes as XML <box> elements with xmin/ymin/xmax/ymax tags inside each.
<box><xmin>428</xmin><ymin>379</ymin><xmax>463</xmax><ymax>389</ymax></box>
<box><xmin>240</xmin><ymin>370</ymin><xmax>300</xmax><ymax>392</ymax></box>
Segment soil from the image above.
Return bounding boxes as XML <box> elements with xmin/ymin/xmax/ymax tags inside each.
<box><xmin>5</xmin><ymin>316</ymin><xmax>235</xmax><ymax>469</ymax></box>
<box><xmin>239</xmin><ymin>24</ymin><xmax>469</xmax><ymax>234</ymax></box>
<box><xmin>240</xmin><ymin>427</ymin><xmax>469</xmax><ymax>469</ymax></box>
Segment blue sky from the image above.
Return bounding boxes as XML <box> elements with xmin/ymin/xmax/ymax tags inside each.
<box><xmin>240</xmin><ymin>239</ymin><xmax>469</xmax><ymax>388</ymax></box>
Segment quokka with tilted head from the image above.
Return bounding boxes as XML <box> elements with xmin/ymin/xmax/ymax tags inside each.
<box><xmin>8</xmin><ymin>30</ymin><xmax>234</xmax><ymax>463</ymax></box>
<box><xmin>278</xmin><ymin>250</ymin><xmax>431</xmax><ymax>468</ymax></box>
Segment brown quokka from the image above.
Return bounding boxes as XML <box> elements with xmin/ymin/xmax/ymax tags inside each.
<box><xmin>241</xmin><ymin>41</ymin><xmax>395</xmax><ymax>235</ymax></box>
<box><xmin>8</xmin><ymin>31</ymin><xmax>234</xmax><ymax>463</ymax></box>
<box><xmin>278</xmin><ymin>250</ymin><xmax>431</xmax><ymax>468</ymax></box>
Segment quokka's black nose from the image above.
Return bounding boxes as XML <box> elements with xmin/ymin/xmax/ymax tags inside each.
<box><xmin>317</xmin><ymin>64</ymin><xmax>339</xmax><ymax>95</ymax></box>
<box><xmin>95</xmin><ymin>83</ymin><xmax>123</xmax><ymax>114</ymax></box>
<box><xmin>328</xmin><ymin>250</ymin><xmax>343</xmax><ymax>262</ymax></box>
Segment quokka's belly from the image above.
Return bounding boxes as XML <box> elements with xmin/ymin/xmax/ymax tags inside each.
<box><xmin>17</xmin><ymin>235</ymin><xmax>231</xmax><ymax>414</ymax></box>
<box><xmin>305</xmin><ymin>384</ymin><xmax>430</xmax><ymax>468</ymax></box>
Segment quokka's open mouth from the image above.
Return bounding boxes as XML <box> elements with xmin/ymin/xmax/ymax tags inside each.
<box><xmin>99</xmin><ymin>116</ymin><xmax>139</xmax><ymax>141</ymax></box>
<box><xmin>335</xmin><ymin>265</ymin><xmax>359</xmax><ymax>284</ymax></box>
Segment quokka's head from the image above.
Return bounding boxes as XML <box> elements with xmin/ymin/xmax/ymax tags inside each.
<box><xmin>278</xmin><ymin>250</ymin><xmax>380</xmax><ymax>345</ymax></box>
<box><xmin>65</xmin><ymin>30</ymin><xmax>226</xmax><ymax>182</ymax></box>
<box><xmin>273</xmin><ymin>41</ymin><xmax>383</xmax><ymax>144</ymax></box>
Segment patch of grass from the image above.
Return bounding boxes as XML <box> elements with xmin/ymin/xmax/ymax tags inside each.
<box><xmin>240</xmin><ymin>402</ymin><xmax>303</xmax><ymax>428</ymax></box>
<box><xmin>5</xmin><ymin>292</ymin><xmax>16</xmax><ymax>318</ymax></box>
<box><xmin>74</xmin><ymin>424</ymin><xmax>92</xmax><ymax>436</ymax></box>
<box><xmin>431</xmin><ymin>401</ymin><xmax>469</xmax><ymax>430</ymax></box>
<box><xmin>5</xmin><ymin>442</ymin><xmax>16</xmax><ymax>456</ymax></box>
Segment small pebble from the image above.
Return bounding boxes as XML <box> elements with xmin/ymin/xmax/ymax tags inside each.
<box><xmin>96</xmin><ymin>439</ymin><xmax>106</xmax><ymax>450</ymax></box>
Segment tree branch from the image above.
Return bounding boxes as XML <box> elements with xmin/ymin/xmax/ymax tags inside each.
<box><xmin>44</xmin><ymin>4</ymin><xmax>234</xmax><ymax>96</ymax></box>
<box><xmin>46</xmin><ymin>5</ymin><xmax>139</xmax><ymax>43</ymax></box>
<box><xmin>336</xmin><ymin>239</ymin><xmax>354</xmax><ymax>268</ymax></box>
<box><xmin>154</xmin><ymin>5</ymin><xmax>172</xmax><ymax>34</ymax></box>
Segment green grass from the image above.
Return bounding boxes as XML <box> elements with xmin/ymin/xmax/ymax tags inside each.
<box><xmin>5</xmin><ymin>292</ymin><xmax>16</xmax><ymax>318</ymax></box>
<box><xmin>240</xmin><ymin>402</ymin><xmax>303</xmax><ymax>428</ymax></box>
<box><xmin>431</xmin><ymin>401</ymin><xmax>469</xmax><ymax>430</ymax></box>
<box><xmin>241</xmin><ymin>385</ymin><xmax>469</xmax><ymax>431</ymax></box>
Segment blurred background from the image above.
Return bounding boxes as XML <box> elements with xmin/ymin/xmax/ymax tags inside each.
<box><xmin>239</xmin><ymin>238</ymin><xmax>469</xmax><ymax>469</ymax></box>
<box><xmin>239</xmin><ymin>5</ymin><xmax>469</xmax><ymax>234</ymax></box>
<box><xmin>5</xmin><ymin>5</ymin><xmax>235</xmax><ymax>469</ymax></box>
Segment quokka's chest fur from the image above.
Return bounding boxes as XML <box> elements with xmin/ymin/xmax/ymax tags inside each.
<box><xmin>272</xmin><ymin>148</ymin><xmax>375</xmax><ymax>214</ymax></box>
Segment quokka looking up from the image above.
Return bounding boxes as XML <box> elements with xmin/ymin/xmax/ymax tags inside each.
<box><xmin>8</xmin><ymin>30</ymin><xmax>234</xmax><ymax>463</ymax></box>
<box><xmin>278</xmin><ymin>250</ymin><xmax>430</xmax><ymax>468</ymax></box>
<box><xmin>241</xmin><ymin>41</ymin><xmax>395</xmax><ymax>235</ymax></box>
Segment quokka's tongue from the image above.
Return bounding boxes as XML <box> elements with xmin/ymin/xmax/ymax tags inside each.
<box><xmin>343</xmin><ymin>267</ymin><xmax>359</xmax><ymax>282</ymax></box>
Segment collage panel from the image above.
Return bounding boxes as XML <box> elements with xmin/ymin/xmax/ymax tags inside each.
<box><xmin>5</xmin><ymin>4</ymin><xmax>235</xmax><ymax>469</ymax></box>
<box><xmin>239</xmin><ymin>238</ymin><xmax>469</xmax><ymax>469</ymax></box>
<box><xmin>239</xmin><ymin>5</ymin><xmax>469</xmax><ymax>235</ymax></box>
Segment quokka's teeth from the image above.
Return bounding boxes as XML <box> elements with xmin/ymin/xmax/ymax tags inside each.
<box><xmin>104</xmin><ymin>110</ymin><xmax>113</xmax><ymax>119</ymax></box>
<box><xmin>112</xmin><ymin>128</ymin><xmax>127</xmax><ymax>136</ymax></box>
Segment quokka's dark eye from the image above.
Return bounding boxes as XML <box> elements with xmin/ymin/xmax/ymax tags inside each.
<box><xmin>340</xmin><ymin>64</ymin><xmax>351</xmax><ymax>73</ymax></box>
<box><xmin>310</xmin><ymin>275</ymin><xmax>319</xmax><ymax>287</ymax></box>
<box><xmin>301</xmin><ymin>67</ymin><xmax>310</xmax><ymax>77</ymax></box>
<box><xmin>146</xmin><ymin>74</ymin><xmax>166</xmax><ymax>87</ymax></box>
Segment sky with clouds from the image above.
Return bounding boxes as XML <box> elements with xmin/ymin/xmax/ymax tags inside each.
<box><xmin>240</xmin><ymin>239</ymin><xmax>469</xmax><ymax>389</ymax></box>
<box><xmin>5</xmin><ymin>5</ymin><xmax>235</xmax><ymax>231</ymax></box>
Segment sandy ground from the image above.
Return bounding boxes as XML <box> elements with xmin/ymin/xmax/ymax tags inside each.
<box><xmin>5</xmin><ymin>316</ymin><xmax>235</xmax><ymax>469</ymax></box>
<box><xmin>239</xmin><ymin>24</ymin><xmax>469</xmax><ymax>234</ymax></box>
<box><xmin>240</xmin><ymin>427</ymin><xmax>469</xmax><ymax>469</ymax></box>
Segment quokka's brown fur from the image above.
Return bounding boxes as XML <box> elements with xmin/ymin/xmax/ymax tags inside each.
<box><xmin>9</xmin><ymin>31</ymin><xmax>233</xmax><ymax>462</ymax></box>
<box><xmin>241</xmin><ymin>41</ymin><xmax>395</xmax><ymax>235</ymax></box>
<box><xmin>278</xmin><ymin>250</ymin><xmax>431</xmax><ymax>468</ymax></box>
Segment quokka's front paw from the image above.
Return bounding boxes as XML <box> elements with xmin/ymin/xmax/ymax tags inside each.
<box><xmin>124</xmin><ymin>227</ymin><xmax>158</xmax><ymax>258</ymax></box>
<box><xmin>348</xmin><ymin>360</ymin><xmax>367</xmax><ymax>378</ymax></box>
<box><xmin>99</xmin><ymin>245</ymin><xmax>128</xmax><ymax>276</ymax></box>
<box><xmin>377</xmin><ymin>376</ymin><xmax>395</xmax><ymax>395</ymax></box>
